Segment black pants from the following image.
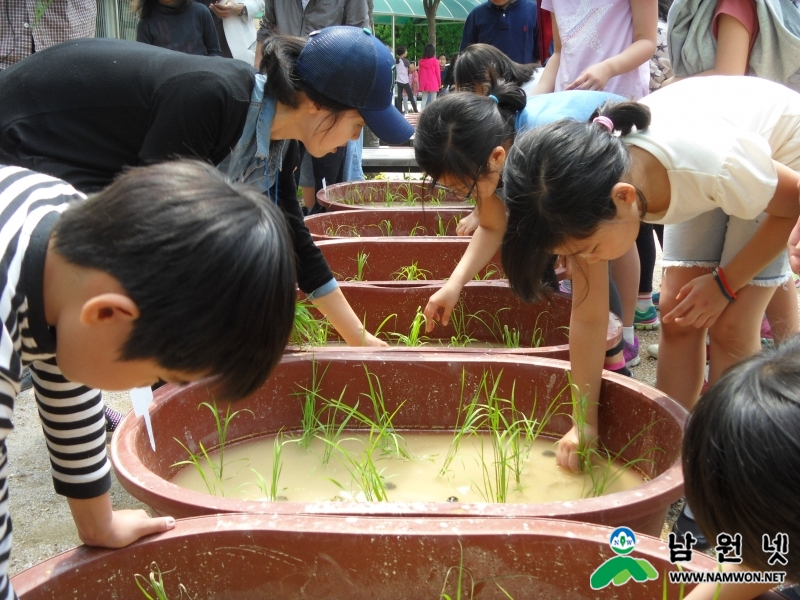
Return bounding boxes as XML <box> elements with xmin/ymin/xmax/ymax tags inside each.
<box><xmin>395</xmin><ymin>82</ymin><xmax>417</xmax><ymax>113</ymax></box>
<box><xmin>635</xmin><ymin>224</ymin><xmax>664</xmax><ymax>294</ymax></box>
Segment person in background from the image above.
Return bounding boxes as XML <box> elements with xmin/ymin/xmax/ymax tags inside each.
<box><xmin>255</xmin><ymin>0</ymin><xmax>369</xmax><ymax>214</ymax></box>
<box><xmin>395</xmin><ymin>45</ymin><xmax>418</xmax><ymax>113</ymax></box>
<box><xmin>135</xmin><ymin>0</ymin><xmax>222</xmax><ymax>57</ymax></box>
<box><xmin>410</xmin><ymin>61</ymin><xmax>420</xmax><ymax>100</ymax></box>
<box><xmin>419</xmin><ymin>43</ymin><xmax>441</xmax><ymax>109</ymax></box>
<box><xmin>460</xmin><ymin>0</ymin><xmax>539</xmax><ymax>65</ymax></box>
<box><xmin>439</xmin><ymin>53</ymin><xmax>448</xmax><ymax>84</ymax></box>
<box><xmin>0</xmin><ymin>0</ymin><xmax>95</xmax><ymax>71</ymax></box>
<box><xmin>440</xmin><ymin>52</ymin><xmax>459</xmax><ymax>95</ymax></box>
<box><xmin>199</xmin><ymin>0</ymin><xmax>264</xmax><ymax>64</ymax></box>
<box><xmin>454</xmin><ymin>43</ymin><xmax>541</xmax><ymax>96</ymax></box>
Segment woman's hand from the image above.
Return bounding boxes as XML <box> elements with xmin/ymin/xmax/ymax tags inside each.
<box><xmin>423</xmin><ymin>281</ymin><xmax>463</xmax><ymax>332</ymax></box>
<box><xmin>566</xmin><ymin>62</ymin><xmax>613</xmax><ymax>91</ymax></box>
<box><xmin>662</xmin><ymin>273</ymin><xmax>730</xmax><ymax>329</ymax></box>
<box><xmin>456</xmin><ymin>208</ymin><xmax>480</xmax><ymax>236</ymax></box>
<box><xmin>209</xmin><ymin>1</ymin><xmax>245</xmax><ymax>18</ymax></box>
<box><xmin>556</xmin><ymin>424</ymin><xmax>598</xmax><ymax>473</ymax></box>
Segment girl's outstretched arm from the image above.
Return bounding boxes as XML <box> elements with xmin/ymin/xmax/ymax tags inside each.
<box><xmin>664</xmin><ymin>163</ymin><xmax>800</xmax><ymax>328</ymax></box>
<box><xmin>566</xmin><ymin>0</ymin><xmax>657</xmax><ymax>91</ymax></box>
<box><xmin>532</xmin><ymin>15</ymin><xmax>561</xmax><ymax>95</ymax></box>
<box><xmin>556</xmin><ymin>258</ymin><xmax>609</xmax><ymax>472</ymax></box>
<box><xmin>312</xmin><ymin>288</ymin><xmax>389</xmax><ymax>347</ymax></box>
<box><xmin>424</xmin><ymin>192</ymin><xmax>507</xmax><ymax>330</ymax></box>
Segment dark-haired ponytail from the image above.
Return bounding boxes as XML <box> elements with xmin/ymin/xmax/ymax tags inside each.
<box><xmin>414</xmin><ymin>82</ymin><xmax>524</xmax><ymax>193</ymax></box>
<box><xmin>589</xmin><ymin>100</ymin><xmax>651</xmax><ymax>136</ymax></box>
<box><xmin>259</xmin><ymin>35</ymin><xmax>305</xmax><ymax>107</ymax></box>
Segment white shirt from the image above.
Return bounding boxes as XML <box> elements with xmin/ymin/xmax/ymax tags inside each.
<box><xmin>625</xmin><ymin>76</ymin><xmax>800</xmax><ymax>224</ymax></box>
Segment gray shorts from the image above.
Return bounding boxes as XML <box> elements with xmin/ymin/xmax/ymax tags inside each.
<box><xmin>662</xmin><ymin>208</ymin><xmax>790</xmax><ymax>287</ymax></box>
<box><xmin>298</xmin><ymin>151</ymin><xmax>314</xmax><ymax>188</ymax></box>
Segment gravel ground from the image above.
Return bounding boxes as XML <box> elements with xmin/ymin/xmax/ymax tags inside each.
<box><xmin>1</xmin><ymin>240</ymin><xmax>709</xmax><ymax>577</ymax></box>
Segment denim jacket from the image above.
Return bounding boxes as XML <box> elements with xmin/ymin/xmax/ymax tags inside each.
<box><xmin>217</xmin><ymin>73</ymin><xmax>338</xmax><ymax>300</ymax></box>
<box><xmin>217</xmin><ymin>73</ymin><xmax>285</xmax><ymax>195</ymax></box>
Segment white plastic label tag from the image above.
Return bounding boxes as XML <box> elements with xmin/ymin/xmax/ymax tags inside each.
<box><xmin>130</xmin><ymin>386</ymin><xmax>156</xmax><ymax>452</ymax></box>
<box><xmin>322</xmin><ymin>177</ymin><xmax>327</xmax><ymax>196</ymax></box>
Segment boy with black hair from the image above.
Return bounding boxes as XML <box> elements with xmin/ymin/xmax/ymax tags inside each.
<box><xmin>0</xmin><ymin>160</ymin><xmax>295</xmax><ymax>600</ymax></box>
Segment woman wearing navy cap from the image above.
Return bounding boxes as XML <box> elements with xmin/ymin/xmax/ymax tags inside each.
<box><xmin>0</xmin><ymin>26</ymin><xmax>411</xmax><ymax>349</ymax></box>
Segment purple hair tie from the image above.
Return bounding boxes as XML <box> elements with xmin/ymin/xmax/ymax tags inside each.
<box><xmin>593</xmin><ymin>116</ymin><xmax>614</xmax><ymax>132</ymax></box>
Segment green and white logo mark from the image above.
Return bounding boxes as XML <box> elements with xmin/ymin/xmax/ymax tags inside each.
<box><xmin>590</xmin><ymin>527</ymin><xmax>659</xmax><ymax>590</ymax></box>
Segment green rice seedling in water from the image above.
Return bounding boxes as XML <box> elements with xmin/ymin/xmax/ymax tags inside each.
<box><xmin>361</xmin><ymin>312</ymin><xmax>397</xmax><ymax>345</ymax></box>
<box><xmin>439</xmin><ymin>370</ymin><xmax>488</xmax><ymax>476</ymax></box>
<box><xmin>172</xmin><ymin>399</ymin><xmax>252</xmax><ymax>497</ymax></box>
<box><xmin>390</xmin><ymin>307</ymin><xmax>429</xmax><ymax>346</ymax></box>
<box><xmin>291</xmin><ymin>301</ymin><xmax>332</xmax><ymax>346</ymax></box>
<box><xmin>135</xmin><ymin>563</ymin><xmax>194</xmax><ymax>600</ymax></box>
<box><xmin>327</xmin><ymin>439</ymin><xmax>389</xmax><ymax>502</ymax></box>
<box><xmin>346</xmin><ymin>251</ymin><xmax>369</xmax><ymax>282</ymax></box>
<box><xmin>335</xmin><ymin>224</ymin><xmax>361</xmax><ymax>238</ymax></box>
<box><xmin>392</xmin><ymin>261</ymin><xmax>432</xmax><ymax>281</ymax></box>
<box><xmin>448</xmin><ymin>301</ymin><xmax>477</xmax><ymax>348</ymax></box>
<box><xmin>378</xmin><ymin>219</ymin><xmax>393</xmax><ymax>237</ymax></box>
<box><xmin>472</xmin><ymin>263</ymin><xmax>499</xmax><ymax>281</ymax></box>
<box><xmin>409</xmin><ymin>224</ymin><xmax>426</xmax><ymax>236</ymax></box>
<box><xmin>361</xmin><ymin>365</ymin><xmax>409</xmax><ymax>459</ymax></box>
<box><xmin>435</xmin><ymin>216</ymin><xmax>448</xmax><ymax>236</ymax></box>
<box><xmin>501</xmin><ymin>325</ymin><xmax>521</xmax><ymax>348</ymax></box>
<box><xmin>319</xmin><ymin>387</ymin><xmax>356</xmax><ymax>466</ymax></box>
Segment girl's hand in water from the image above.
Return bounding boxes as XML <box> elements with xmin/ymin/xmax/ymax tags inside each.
<box><xmin>556</xmin><ymin>424</ymin><xmax>598</xmax><ymax>472</ymax></box>
<box><xmin>456</xmin><ymin>208</ymin><xmax>480</xmax><ymax>236</ymax></box>
<box><xmin>566</xmin><ymin>63</ymin><xmax>612</xmax><ymax>92</ymax></box>
<box><xmin>358</xmin><ymin>331</ymin><xmax>390</xmax><ymax>347</ymax></box>
<box><xmin>423</xmin><ymin>281</ymin><xmax>463</xmax><ymax>332</ymax></box>
<box><xmin>662</xmin><ymin>273</ymin><xmax>729</xmax><ymax>329</ymax></box>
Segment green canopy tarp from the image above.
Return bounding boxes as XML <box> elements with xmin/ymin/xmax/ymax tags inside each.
<box><xmin>373</xmin><ymin>0</ymin><xmax>482</xmax><ymax>21</ymax></box>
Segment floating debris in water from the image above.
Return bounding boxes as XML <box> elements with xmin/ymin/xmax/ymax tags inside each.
<box><xmin>542</xmin><ymin>450</ymin><xmax>556</xmax><ymax>458</ymax></box>
<box><xmin>447</xmin><ymin>496</ymin><xmax>458</xmax><ymax>502</ymax></box>
<box><xmin>384</xmin><ymin>482</ymin><xmax>397</xmax><ymax>490</ymax></box>
<box><xmin>275</xmin><ymin>496</ymin><xmax>288</xmax><ymax>501</ymax></box>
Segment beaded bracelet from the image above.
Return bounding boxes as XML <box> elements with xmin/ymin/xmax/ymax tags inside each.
<box><xmin>712</xmin><ymin>269</ymin><xmax>736</xmax><ymax>302</ymax></box>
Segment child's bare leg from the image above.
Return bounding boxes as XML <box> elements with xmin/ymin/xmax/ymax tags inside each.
<box><xmin>708</xmin><ymin>285</ymin><xmax>775</xmax><ymax>384</ymax></box>
<box><xmin>764</xmin><ymin>280</ymin><xmax>799</xmax><ymax>343</ymax></box>
<box><xmin>656</xmin><ymin>266</ymin><xmax>710</xmax><ymax>410</ymax></box>
<box><xmin>609</xmin><ymin>244</ymin><xmax>640</xmax><ymax>328</ymax></box>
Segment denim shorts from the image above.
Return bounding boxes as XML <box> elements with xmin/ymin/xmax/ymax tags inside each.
<box><xmin>662</xmin><ymin>208</ymin><xmax>790</xmax><ymax>287</ymax></box>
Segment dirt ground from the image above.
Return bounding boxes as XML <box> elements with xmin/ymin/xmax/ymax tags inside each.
<box><xmin>0</xmin><ymin>241</ymin><xmax>739</xmax><ymax>577</ymax></box>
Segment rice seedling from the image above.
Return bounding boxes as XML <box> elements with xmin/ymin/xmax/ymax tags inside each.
<box><xmin>435</xmin><ymin>216</ymin><xmax>447</xmax><ymax>236</ymax></box>
<box><xmin>448</xmin><ymin>301</ymin><xmax>477</xmax><ymax>348</ymax></box>
<box><xmin>378</xmin><ymin>219</ymin><xmax>393</xmax><ymax>237</ymax></box>
<box><xmin>467</xmin><ymin>307</ymin><xmax>546</xmax><ymax>349</ymax></box>
<box><xmin>346</xmin><ymin>251</ymin><xmax>369</xmax><ymax>282</ymax></box>
<box><xmin>172</xmin><ymin>399</ymin><xmax>252</xmax><ymax>497</ymax></box>
<box><xmin>291</xmin><ymin>301</ymin><xmax>331</xmax><ymax>346</ymax></box>
<box><xmin>335</xmin><ymin>224</ymin><xmax>361</xmax><ymax>237</ymax></box>
<box><xmin>318</xmin><ymin>387</ymin><xmax>356</xmax><ymax>467</ymax></box>
<box><xmin>361</xmin><ymin>312</ymin><xmax>397</xmax><ymax>345</ymax></box>
<box><xmin>390</xmin><ymin>307</ymin><xmax>429</xmax><ymax>346</ymax></box>
<box><xmin>440</xmin><ymin>542</ymin><xmax>474</xmax><ymax>600</ymax></box>
<box><xmin>392</xmin><ymin>262</ymin><xmax>432</xmax><ymax>281</ymax></box>
<box><xmin>383</xmin><ymin>190</ymin><xmax>396</xmax><ymax>207</ymax></box>
<box><xmin>328</xmin><ymin>439</ymin><xmax>389</xmax><ymax>502</ymax></box>
<box><xmin>501</xmin><ymin>325</ymin><xmax>521</xmax><ymax>348</ymax></box>
<box><xmin>398</xmin><ymin>182</ymin><xmax>420</xmax><ymax>206</ymax></box>
<box><xmin>361</xmin><ymin>365</ymin><xmax>409</xmax><ymax>459</ymax></box>
<box><xmin>409</xmin><ymin>224</ymin><xmax>427</xmax><ymax>236</ymax></box>
<box><xmin>472</xmin><ymin>263</ymin><xmax>499</xmax><ymax>280</ymax></box>
<box><xmin>135</xmin><ymin>563</ymin><xmax>193</xmax><ymax>600</ymax></box>
<box><xmin>439</xmin><ymin>370</ymin><xmax>486</xmax><ymax>476</ymax></box>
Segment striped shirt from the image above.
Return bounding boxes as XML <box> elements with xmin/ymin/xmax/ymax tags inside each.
<box><xmin>0</xmin><ymin>0</ymin><xmax>96</xmax><ymax>70</ymax></box>
<box><xmin>0</xmin><ymin>166</ymin><xmax>110</xmax><ymax>600</ymax></box>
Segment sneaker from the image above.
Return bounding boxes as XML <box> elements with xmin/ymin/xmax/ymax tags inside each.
<box><xmin>672</xmin><ymin>505</ymin><xmax>710</xmax><ymax>551</ymax></box>
<box><xmin>608</xmin><ymin>364</ymin><xmax>632</xmax><ymax>377</ymax></box>
<box><xmin>652</xmin><ymin>291</ymin><xmax>660</xmax><ymax>309</ymax></box>
<box><xmin>634</xmin><ymin>305</ymin><xmax>660</xmax><ymax>330</ymax></box>
<box><xmin>20</xmin><ymin>368</ymin><xmax>32</xmax><ymax>392</ymax></box>
<box><xmin>105</xmin><ymin>407</ymin><xmax>125</xmax><ymax>442</ymax></box>
<box><xmin>623</xmin><ymin>338</ymin><xmax>641</xmax><ymax>368</ymax></box>
<box><xmin>559</xmin><ymin>279</ymin><xmax>572</xmax><ymax>295</ymax></box>
<box><xmin>647</xmin><ymin>343</ymin><xmax>658</xmax><ymax>359</ymax></box>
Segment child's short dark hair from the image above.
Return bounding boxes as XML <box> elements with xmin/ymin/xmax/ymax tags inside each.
<box><xmin>501</xmin><ymin>100</ymin><xmax>650</xmax><ymax>302</ymax></box>
<box><xmin>53</xmin><ymin>160</ymin><xmax>296</xmax><ymax>400</ymax></box>
<box><xmin>454</xmin><ymin>43</ymin><xmax>536</xmax><ymax>93</ymax></box>
<box><xmin>414</xmin><ymin>80</ymin><xmax>526</xmax><ymax>194</ymax></box>
<box><xmin>684</xmin><ymin>335</ymin><xmax>800</xmax><ymax>578</ymax></box>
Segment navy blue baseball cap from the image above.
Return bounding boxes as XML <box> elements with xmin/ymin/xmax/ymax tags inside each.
<box><xmin>296</xmin><ymin>26</ymin><xmax>414</xmax><ymax>146</ymax></box>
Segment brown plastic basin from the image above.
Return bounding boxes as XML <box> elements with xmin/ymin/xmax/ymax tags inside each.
<box><xmin>306</xmin><ymin>208</ymin><xmax>474</xmax><ymax>240</ymax></box>
<box><xmin>15</xmin><ymin>515</ymin><xmax>768</xmax><ymax>600</ymax></box>
<box><xmin>297</xmin><ymin>281</ymin><xmax>622</xmax><ymax>356</ymax></box>
<box><xmin>317</xmin><ymin>180</ymin><xmax>474</xmax><ymax>212</ymax></box>
<box><xmin>111</xmin><ymin>353</ymin><xmax>686</xmax><ymax>537</ymax></box>
<box><xmin>318</xmin><ymin>237</ymin><xmax>504</xmax><ymax>282</ymax></box>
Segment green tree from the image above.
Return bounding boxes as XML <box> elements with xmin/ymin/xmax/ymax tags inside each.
<box><xmin>375</xmin><ymin>22</ymin><xmax>464</xmax><ymax>60</ymax></box>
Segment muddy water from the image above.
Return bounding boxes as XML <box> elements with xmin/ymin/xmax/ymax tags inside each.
<box><xmin>170</xmin><ymin>432</ymin><xmax>644</xmax><ymax>503</ymax></box>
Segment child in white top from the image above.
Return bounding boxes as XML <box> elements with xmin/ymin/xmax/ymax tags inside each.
<box><xmin>500</xmin><ymin>76</ymin><xmax>800</xmax><ymax>472</ymax></box>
